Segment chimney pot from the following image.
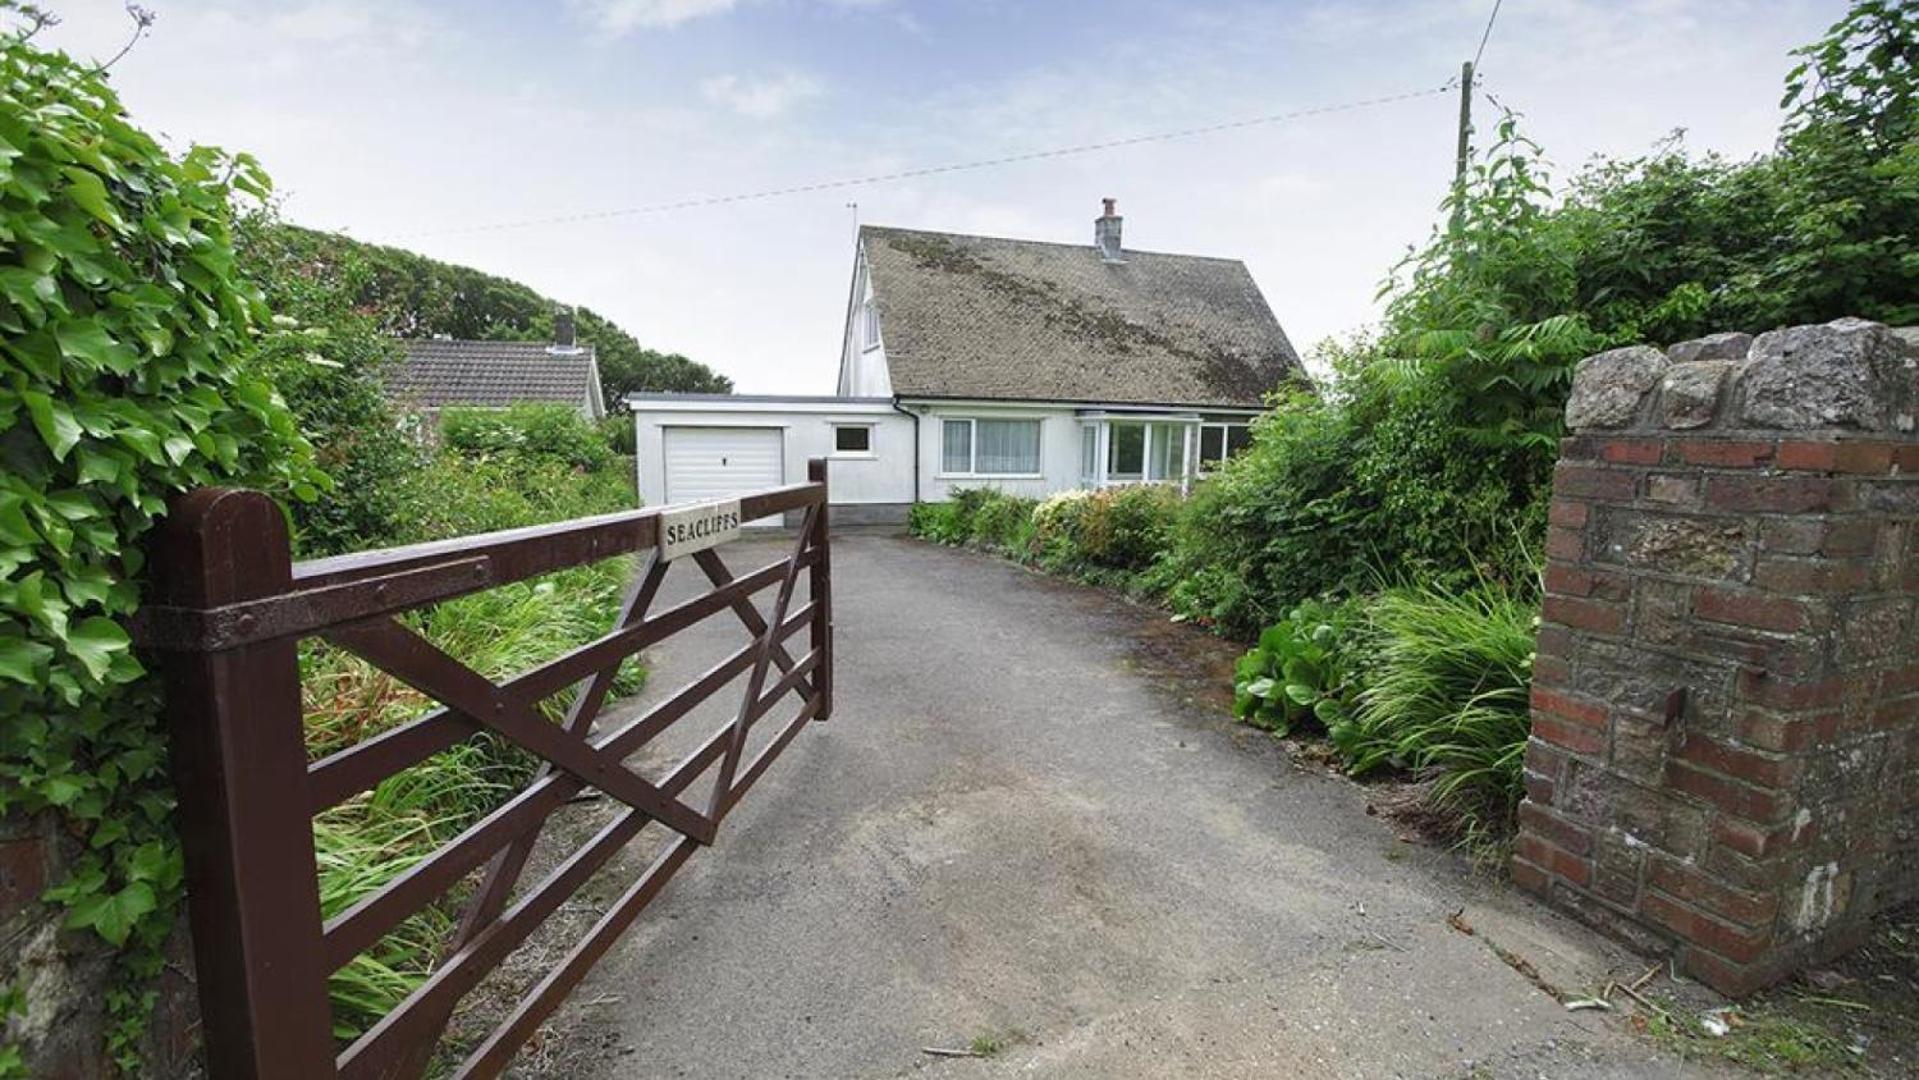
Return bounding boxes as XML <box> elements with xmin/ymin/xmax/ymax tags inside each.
<box><xmin>1094</xmin><ymin>198</ymin><xmax>1124</xmax><ymax>263</ymax></box>
<box><xmin>554</xmin><ymin>307</ymin><xmax>576</xmax><ymax>348</ymax></box>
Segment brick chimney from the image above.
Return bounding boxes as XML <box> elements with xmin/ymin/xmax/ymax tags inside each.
<box><xmin>547</xmin><ymin>307</ymin><xmax>581</xmax><ymax>355</ymax></box>
<box><xmin>1095</xmin><ymin>197</ymin><xmax>1124</xmax><ymax>263</ymax></box>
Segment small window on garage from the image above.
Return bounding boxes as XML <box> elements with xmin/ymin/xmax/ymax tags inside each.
<box><xmin>833</xmin><ymin>424</ymin><xmax>874</xmax><ymax>455</ymax></box>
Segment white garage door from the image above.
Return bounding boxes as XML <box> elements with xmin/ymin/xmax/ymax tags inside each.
<box><xmin>662</xmin><ymin>427</ymin><xmax>785</xmax><ymax>509</ymax></box>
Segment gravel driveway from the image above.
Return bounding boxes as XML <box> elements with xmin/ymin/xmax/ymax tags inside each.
<box><xmin>558</xmin><ymin>534</ymin><xmax>1714</xmax><ymax>1079</ymax></box>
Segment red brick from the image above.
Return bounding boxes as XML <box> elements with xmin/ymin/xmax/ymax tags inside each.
<box><xmin>1559</xmin><ymin>435</ymin><xmax>1602</xmax><ymax>461</ymax></box>
<box><xmin>1542</xmin><ymin>565</ymin><xmax>1627</xmax><ymax>601</ymax></box>
<box><xmin>1820</xmin><ymin>520</ymin><xmax>1879</xmax><ymax>556</ymax></box>
<box><xmin>1532</xmin><ymin>686</ymin><xmax>1608</xmax><ymax>729</ymax></box>
<box><xmin>1647</xmin><ymin>858</ymin><xmax>1779</xmax><ymax>926</ymax></box>
<box><xmin>1523</xmin><ymin>742</ymin><xmax>1569</xmax><ymax>804</ymax></box>
<box><xmin>1532</xmin><ymin>717</ymin><xmax>1606</xmax><ymax>757</ymax></box>
<box><xmin>1516</xmin><ymin>832</ymin><xmax>1592</xmax><ymax>888</ymax></box>
<box><xmin>1511</xmin><ymin>855</ymin><xmax>1552</xmax><ymax>896</ymax></box>
<box><xmin>1870</xmin><ymin>699</ymin><xmax>1915</xmax><ymax>731</ymax></box>
<box><xmin>1519</xmin><ymin>801</ymin><xmax>1594</xmax><ymax>856</ymax></box>
<box><xmin>1548</xmin><ymin>499</ymin><xmax>1590</xmax><ymax>528</ymax></box>
<box><xmin>1881</xmin><ymin>665</ymin><xmax>1919</xmax><ymax>698</ymax></box>
<box><xmin>1542</xmin><ymin>594</ymin><xmax>1626</xmax><ymax>635</ymax></box>
<box><xmin>1546</xmin><ymin>527</ymin><xmax>1586</xmax><ymax>561</ymax></box>
<box><xmin>1760</xmin><ymin>519</ymin><xmax>1825</xmax><ymax>555</ymax></box>
<box><xmin>1640</xmin><ymin>890</ymin><xmax>1773</xmax><ymax>962</ymax></box>
<box><xmin>1778</xmin><ymin>440</ymin><xmax>1897</xmax><ymax>474</ymax></box>
<box><xmin>1680</xmin><ymin>440</ymin><xmax>1774</xmax><ymax>468</ymax></box>
<box><xmin>1694</xmin><ymin>587</ymin><xmax>1811</xmax><ymax>633</ymax></box>
<box><xmin>1674</xmin><ymin>735</ymin><xmax>1799</xmax><ymax>788</ymax></box>
<box><xmin>1682</xmin><ymin>947</ymin><xmax>1777</xmax><ymax>997</ymax></box>
<box><xmin>1713</xmin><ymin>816</ymin><xmax>1793</xmax><ymax>860</ymax></box>
<box><xmin>1704</xmin><ymin>475</ymin><xmax>1836</xmax><ymax>514</ymax></box>
<box><xmin>1555</xmin><ymin>464</ymin><xmax>1638</xmax><ymax>502</ymax></box>
<box><xmin>1601</xmin><ymin>438</ymin><xmax>1666</xmax><ymax>465</ymax></box>
<box><xmin>1736</xmin><ymin>710</ymin><xmax>1838</xmax><ymax>754</ymax></box>
<box><xmin>1533</xmin><ymin>653</ymin><xmax>1572</xmax><ymax>688</ymax></box>
<box><xmin>1737</xmin><ymin>670</ymin><xmax>1848</xmax><ymax>711</ymax></box>
<box><xmin>1665</xmin><ymin>761</ymin><xmax>1786</xmax><ymax>822</ymax></box>
<box><xmin>0</xmin><ymin>837</ymin><xmax>48</xmax><ymax>914</ymax></box>
<box><xmin>1751</xmin><ymin>556</ymin><xmax>1870</xmax><ymax>595</ymax></box>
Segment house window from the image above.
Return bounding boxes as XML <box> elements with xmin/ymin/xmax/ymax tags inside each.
<box><xmin>1107</xmin><ymin>422</ymin><xmax>1146</xmax><ymax>480</ymax></box>
<box><xmin>1079</xmin><ymin>425</ymin><xmax>1097</xmax><ymax>485</ymax></box>
<box><xmin>860</xmin><ymin>299</ymin><xmax>881</xmax><ymax>351</ymax></box>
<box><xmin>1198</xmin><ymin>422</ymin><xmax>1252</xmax><ymax>471</ymax></box>
<box><xmin>941</xmin><ymin>418</ymin><xmax>1041</xmax><ymax>475</ymax></box>
<box><xmin>1148</xmin><ymin>422</ymin><xmax>1186</xmax><ymax>482</ymax></box>
<box><xmin>833</xmin><ymin>424</ymin><xmax>873</xmax><ymax>455</ymax></box>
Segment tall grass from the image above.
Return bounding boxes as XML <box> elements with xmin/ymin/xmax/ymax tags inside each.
<box><xmin>302</xmin><ymin>437</ymin><xmax>646</xmax><ymax>1037</ymax></box>
<box><xmin>1331</xmin><ymin>582</ymin><xmax>1537</xmax><ymax>845</ymax></box>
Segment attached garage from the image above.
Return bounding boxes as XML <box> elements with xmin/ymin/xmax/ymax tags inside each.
<box><xmin>629</xmin><ymin>394</ymin><xmax>916</xmax><ymax>524</ymax></box>
<box><xmin>662</xmin><ymin>426</ymin><xmax>784</xmax><ymax>505</ymax></box>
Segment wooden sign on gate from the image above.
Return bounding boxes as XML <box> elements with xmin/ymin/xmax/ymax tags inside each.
<box><xmin>659</xmin><ymin>498</ymin><xmax>742</xmax><ymax>561</ymax></box>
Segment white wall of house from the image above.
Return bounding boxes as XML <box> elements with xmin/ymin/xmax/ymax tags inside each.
<box><xmin>836</xmin><ymin>247</ymin><xmax>892</xmax><ymax>397</ymax></box>
<box><xmin>630</xmin><ymin>397</ymin><xmax>915</xmax><ymax>521</ymax></box>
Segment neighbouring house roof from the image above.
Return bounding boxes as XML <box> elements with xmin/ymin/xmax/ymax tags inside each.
<box><xmin>387</xmin><ymin>339</ymin><xmax>606</xmax><ymax>420</ymax></box>
<box><xmin>859</xmin><ymin>225</ymin><xmax>1306</xmax><ymax>408</ymax></box>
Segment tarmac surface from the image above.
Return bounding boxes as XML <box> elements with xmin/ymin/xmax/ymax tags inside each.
<box><xmin>564</xmin><ymin>533</ymin><xmax>1719</xmax><ymax>1079</ymax></box>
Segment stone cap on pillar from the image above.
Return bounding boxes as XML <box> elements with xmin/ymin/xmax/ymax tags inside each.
<box><xmin>1564</xmin><ymin>318</ymin><xmax>1918</xmax><ymax>436</ymax></box>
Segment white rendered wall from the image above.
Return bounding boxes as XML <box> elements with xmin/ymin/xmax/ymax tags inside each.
<box><xmin>631</xmin><ymin>404</ymin><xmax>914</xmax><ymax>509</ymax></box>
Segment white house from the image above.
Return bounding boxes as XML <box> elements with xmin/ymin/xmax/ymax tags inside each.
<box><xmin>628</xmin><ymin>200</ymin><xmax>1307</xmax><ymax>521</ymax></box>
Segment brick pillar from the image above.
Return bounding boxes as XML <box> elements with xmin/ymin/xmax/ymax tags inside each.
<box><xmin>1514</xmin><ymin>318</ymin><xmax>1919</xmax><ymax>995</ymax></box>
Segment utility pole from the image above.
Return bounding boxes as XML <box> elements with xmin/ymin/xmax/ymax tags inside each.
<box><xmin>1453</xmin><ymin>59</ymin><xmax>1474</xmax><ymax>191</ymax></box>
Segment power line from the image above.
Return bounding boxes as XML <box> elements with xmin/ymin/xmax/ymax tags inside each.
<box><xmin>1472</xmin><ymin>0</ymin><xmax>1504</xmax><ymax>71</ymax></box>
<box><xmin>392</xmin><ymin>82</ymin><xmax>1453</xmax><ymax>239</ymax></box>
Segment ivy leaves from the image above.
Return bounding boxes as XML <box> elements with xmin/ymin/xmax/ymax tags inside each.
<box><xmin>0</xmin><ymin>26</ymin><xmax>320</xmax><ymax>1072</ymax></box>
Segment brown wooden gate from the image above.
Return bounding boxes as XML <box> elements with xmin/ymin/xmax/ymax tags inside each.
<box><xmin>136</xmin><ymin>459</ymin><xmax>834</xmax><ymax>1078</ymax></box>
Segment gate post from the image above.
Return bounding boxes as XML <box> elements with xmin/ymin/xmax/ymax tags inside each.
<box><xmin>150</xmin><ymin>489</ymin><xmax>335</xmax><ymax>1076</ymax></box>
<box><xmin>807</xmin><ymin>457</ymin><xmax>833</xmax><ymax>721</ymax></box>
<box><xmin>1513</xmin><ymin>320</ymin><xmax>1919</xmax><ymax>995</ymax></box>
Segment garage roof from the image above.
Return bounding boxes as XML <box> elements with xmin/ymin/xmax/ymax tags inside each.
<box><xmin>860</xmin><ymin>225</ymin><xmax>1306</xmax><ymax>408</ymax></box>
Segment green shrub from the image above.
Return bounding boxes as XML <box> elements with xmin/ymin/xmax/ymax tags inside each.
<box><xmin>907</xmin><ymin>501</ymin><xmax>967</xmax><ymax>545</ymax></box>
<box><xmin>1233</xmin><ymin>599</ymin><xmax>1364</xmax><ymax>736</ymax></box>
<box><xmin>0</xmin><ymin>23</ymin><xmax>322</xmax><ymax>1068</ymax></box>
<box><xmin>1167</xmin><ymin>371</ymin><xmax>1547</xmax><ymax>638</ymax></box>
<box><xmin>236</xmin><ymin>211</ymin><xmax>422</xmax><ymax>556</ymax></box>
<box><xmin>441</xmin><ymin>403</ymin><xmax>612</xmax><ymax>471</ymax></box>
<box><xmin>1075</xmin><ymin>485</ymin><xmax>1181</xmax><ymax>572</ymax></box>
<box><xmin>1331</xmin><ymin>582</ymin><xmax>1538</xmax><ymax>845</ymax></box>
<box><xmin>968</xmin><ymin>492</ymin><xmax>1037</xmax><ymax>553</ymax></box>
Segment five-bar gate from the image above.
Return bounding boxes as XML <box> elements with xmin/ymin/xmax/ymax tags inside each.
<box><xmin>138</xmin><ymin>459</ymin><xmax>835</xmax><ymax>1077</ymax></box>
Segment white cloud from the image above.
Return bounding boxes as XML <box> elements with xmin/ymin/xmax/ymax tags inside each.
<box><xmin>699</xmin><ymin>72</ymin><xmax>825</xmax><ymax>118</ymax></box>
<box><xmin>570</xmin><ymin>0</ymin><xmax>740</xmax><ymax>33</ymax></box>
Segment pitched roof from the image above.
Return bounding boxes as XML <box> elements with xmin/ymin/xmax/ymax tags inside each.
<box><xmin>387</xmin><ymin>339</ymin><xmax>605</xmax><ymax>419</ymax></box>
<box><xmin>859</xmin><ymin>225</ymin><xmax>1305</xmax><ymax>408</ymax></box>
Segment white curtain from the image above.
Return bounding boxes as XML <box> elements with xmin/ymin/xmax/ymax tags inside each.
<box><xmin>976</xmin><ymin>419</ymin><xmax>1040</xmax><ymax>474</ymax></box>
<box><xmin>942</xmin><ymin>420</ymin><xmax>972</xmax><ymax>473</ymax></box>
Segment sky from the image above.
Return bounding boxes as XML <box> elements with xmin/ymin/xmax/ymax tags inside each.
<box><xmin>43</xmin><ymin>0</ymin><xmax>1849</xmax><ymax>391</ymax></box>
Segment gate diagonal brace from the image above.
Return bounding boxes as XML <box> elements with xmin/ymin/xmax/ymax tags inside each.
<box><xmin>327</xmin><ymin>616</ymin><xmax>717</xmax><ymax>846</ymax></box>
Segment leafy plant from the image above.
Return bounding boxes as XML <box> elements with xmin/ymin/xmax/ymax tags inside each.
<box><xmin>441</xmin><ymin>403</ymin><xmax>614</xmax><ymax>472</ymax></box>
<box><xmin>1233</xmin><ymin>599</ymin><xmax>1363</xmax><ymax>736</ymax></box>
<box><xmin>1332</xmin><ymin>582</ymin><xmax>1537</xmax><ymax>844</ymax></box>
<box><xmin>0</xmin><ymin>19</ymin><xmax>321</xmax><ymax>1070</ymax></box>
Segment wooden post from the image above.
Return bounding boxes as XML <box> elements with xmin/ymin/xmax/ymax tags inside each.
<box><xmin>151</xmin><ymin>489</ymin><xmax>335</xmax><ymax>1077</ymax></box>
<box><xmin>807</xmin><ymin>458</ymin><xmax>833</xmax><ymax>721</ymax></box>
<box><xmin>1453</xmin><ymin>60</ymin><xmax>1474</xmax><ymax>193</ymax></box>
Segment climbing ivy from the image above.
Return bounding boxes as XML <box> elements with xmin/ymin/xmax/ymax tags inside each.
<box><xmin>0</xmin><ymin>16</ymin><xmax>320</xmax><ymax>1071</ymax></box>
